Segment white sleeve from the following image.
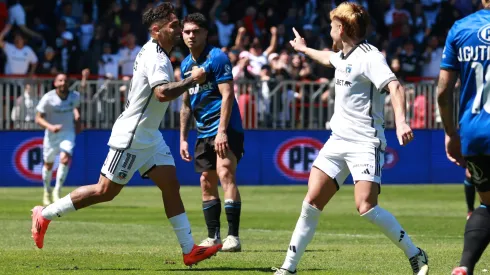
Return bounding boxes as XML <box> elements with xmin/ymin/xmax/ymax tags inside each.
<box><xmin>9</xmin><ymin>5</ymin><xmax>26</xmax><ymax>25</ymax></box>
<box><xmin>363</xmin><ymin>52</ymin><xmax>397</xmax><ymax>91</ymax></box>
<box><xmin>147</xmin><ymin>53</ymin><xmax>171</xmax><ymax>88</ymax></box>
<box><xmin>36</xmin><ymin>94</ymin><xmax>48</xmax><ymax>113</ymax></box>
<box><xmin>27</xmin><ymin>47</ymin><xmax>38</xmax><ymax>64</ymax></box>
<box><xmin>329</xmin><ymin>52</ymin><xmax>341</xmax><ymax>68</ymax></box>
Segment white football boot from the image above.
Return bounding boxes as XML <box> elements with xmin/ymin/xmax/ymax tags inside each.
<box><xmin>409</xmin><ymin>247</ymin><xmax>429</xmax><ymax>275</ymax></box>
<box><xmin>198</xmin><ymin>237</ymin><xmax>222</xmax><ymax>247</ymax></box>
<box><xmin>272</xmin><ymin>267</ymin><xmax>297</xmax><ymax>275</ymax></box>
<box><xmin>222</xmin><ymin>235</ymin><xmax>241</xmax><ymax>252</ymax></box>
<box><xmin>43</xmin><ymin>190</ymin><xmax>52</xmax><ymax>206</ymax></box>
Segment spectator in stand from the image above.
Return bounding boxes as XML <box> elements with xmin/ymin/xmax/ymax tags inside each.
<box><xmin>397</xmin><ymin>39</ymin><xmax>422</xmax><ymax>81</ymax></box>
<box><xmin>384</xmin><ymin>0</ymin><xmax>412</xmax><ymax>39</ymax></box>
<box><xmin>0</xmin><ymin>0</ymin><xmax>42</xmax><ymax>40</ymax></box>
<box><xmin>79</xmin><ymin>13</ymin><xmax>94</xmax><ymax>53</ymax></box>
<box><xmin>85</xmin><ymin>25</ymin><xmax>105</xmax><ymax>75</ymax></box>
<box><xmin>118</xmin><ymin>33</ymin><xmax>140</xmax><ymax>77</ymax></box>
<box><xmin>58</xmin><ymin>1</ymin><xmax>79</xmax><ymax>34</ymax></box>
<box><xmin>57</xmin><ymin>30</ymin><xmax>79</xmax><ymax>74</ymax></box>
<box><xmin>411</xmin><ymin>2</ymin><xmax>429</xmax><ymax>46</ymax></box>
<box><xmin>37</xmin><ymin>46</ymin><xmax>61</xmax><ymax>75</ymax></box>
<box><xmin>421</xmin><ymin>35</ymin><xmax>443</xmax><ymax>79</ymax></box>
<box><xmin>211</xmin><ymin>6</ymin><xmax>234</xmax><ymax>48</ymax></box>
<box><xmin>0</xmin><ymin>32</ymin><xmax>37</xmax><ymax>76</ymax></box>
<box><xmin>98</xmin><ymin>43</ymin><xmax>119</xmax><ymax>80</ymax></box>
<box><xmin>247</xmin><ymin>26</ymin><xmax>277</xmax><ymax>76</ymax></box>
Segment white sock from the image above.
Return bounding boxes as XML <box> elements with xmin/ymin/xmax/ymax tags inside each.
<box><xmin>361</xmin><ymin>205</ymin><xmax>419</xmax><ymax>258</ymax></box>
<box><xmin>42</xmin><ymin>166</ymin><xmax>53</xmax><ymax>193</ymax></box>
<box><xmin>41</xmin><ymin>194</ymin><xmax>76</xmax><ymax>220</ymax></box>
<box><xmin>54</xmin><ymin>163</ymin><xmax>69</xmax><ymax>192</ymax></box>
<box><xmin>281</xmin><ymin>201</ymin><xmax>321</xmax><ymax>272</ymax></box>
<box><xmin>169</xmin><ymin>213</ymin><xmax>195</xmax><ymax>254</ymax></box>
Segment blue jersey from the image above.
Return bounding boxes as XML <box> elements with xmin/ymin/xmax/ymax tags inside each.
<box><xmin>441</xmin><ymin>9</ymin><xmax>490</xmax><ymax>156</ymax></box>
<box><xmin>181</xmin><ymin>45</ymin><xmax>243</xmax><ymax>138</ymax></box>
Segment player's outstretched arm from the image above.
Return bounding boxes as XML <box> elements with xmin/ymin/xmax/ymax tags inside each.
<box><xmin>387</xmin><ymin>80</ymin><xmax>414</xmax><ymax>146</ymax></box>
<box><xmin>289</xmin><ymin>27</ymin><xmax>333</xmax><ymax>68</ymax></box>
<box><xmin>437</xmin><ymin>69</ymin><xmax>459</xmax><ymax>137</ymax></box>
<box><xmin>35</xmin><ymin>112</ymin><xmax>60</xmax><ymax>133</ymax></box>
<box><xmin>179</xmin><ymin>91</ymin><xmax>193</xmax><ymax>161</ymax></box>
<box><xmin>153</xmin><ymin>67</ymin><xmax>206</xmax><ymax>102</ymax></box>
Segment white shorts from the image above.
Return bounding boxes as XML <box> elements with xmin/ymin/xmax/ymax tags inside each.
<box><xmin>100</xmin><ymin>139</ymin><xmax>175</xmax><ymax>185</ymax></box>
<box><xmin>312</xmin><ymin>136</ymin><xmax>384</xmax><ymax>189</ymax></box>
<box><xmin>43</xmin><ymin>132</ymin><xmax>76</xmax><ymax>163</ymax></box>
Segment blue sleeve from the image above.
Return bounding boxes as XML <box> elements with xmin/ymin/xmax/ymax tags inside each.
<box><xmin>440</xmin><ymin>26</ymin><xmax>460</xmax><ymax>71</ymax></box>
<box><xmin>210</xmin><ymin>50</ymin><xmax>233</xmax><ymax>83</ymax></box>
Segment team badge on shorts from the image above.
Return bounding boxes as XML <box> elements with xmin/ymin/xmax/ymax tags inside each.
<box><xmin>117</xmin><ymin>170</ymin><xmax>128</xmax><ymax>180</ymax></box>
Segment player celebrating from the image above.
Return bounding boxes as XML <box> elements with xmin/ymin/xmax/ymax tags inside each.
<box><xmin>180</xmin><ymin>13</ymin><xmax>245</xmax><ymax>252</ymax></box>
<box><xmin>35</xmin><ymin>74</ymin><xmax>81</xmax><ymax>205</ymax></box>
<box><xmin>30</xmin><ymin>3</ymin><xmax>222</xmax><ymax>266</ymax></box>
<box><xmin>437</xmin><ymin>1</ymin><xmax>490</xmax><ymax>274</ymax></box>
<box><xmin>273</xmin><ymin>3</ymin><xmax>428</xmax><ymax>275</ymax></box>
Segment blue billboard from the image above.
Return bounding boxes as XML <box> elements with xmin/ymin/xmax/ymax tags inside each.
<box><xmin>0</xmin><ymin>130</ymin><xmax>465</xmax><ymax>187</ymax></box>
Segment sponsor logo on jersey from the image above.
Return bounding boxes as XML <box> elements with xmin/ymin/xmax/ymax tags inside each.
<box><xmin>275</xmin><ymin>137</ymin><xmax>323</xmax><ymax>181</ymax></box>
<box><xmin>335</xmin><ymin>79</ymin><xmax>352</xmax><ymax>87</ymax></box>
<box><xmin>13</xmin><ymin>137</ymin><xmax>58</xmax><ymax>182</ymax></box>
<box><xmin>346</xmin><ymin>64</ymin><xmax>352</xmax><ymax>73</ymax></box>
<box><xmin>383</xmin><ymin>147</ymin><xmax>398</xmax><ymax>169</ymax></box>
<box><xmin>189</xmin><ymin>81</ymin><xmax>215</xmax><ymax>95</ymax></box>
<box><xmin>478</xmin><ymin>23</ymin><xmax>490</xmax><ymax>45</ymax></box>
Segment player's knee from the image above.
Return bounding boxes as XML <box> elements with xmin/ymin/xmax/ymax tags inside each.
<box><xmin>60</xmin><ymin>154</ymin><xmax>71</xmax><ymax>165</ymax></box>
<box><xmin>44</xmin><ymin>162</ymin><xmax>54</xmax><ymax>170</ymax></box>
<box><xmin>357</xmin><ymin>201</ymin><xmax>376</xmax><ymax>215</ymax></box>
<box><xmin>217</xmin><ymin>168</ymin><xmax>234</xmax><ymax>185</ymax></box>
<box><xmin>94</xmin><ymin>181</ymin><xmax>119</xmax><ymax>202</ymax></box>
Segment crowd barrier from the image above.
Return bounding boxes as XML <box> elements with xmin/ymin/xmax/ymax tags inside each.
<box><xmin>0</xmin><ymin>78</ymin><xmax>459</xmax><ymax>130</ymax></box>
<box><xmin>0</xmin><ymin>129</ymin><xmax>464</xmax><ymax>187</ymax></box>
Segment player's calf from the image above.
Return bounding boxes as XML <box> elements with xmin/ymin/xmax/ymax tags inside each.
<box><xmin>459</xmin><ymin>205</ymin><xmax>490</xmax><ymax>274</ymax></box>
<box><xmin>53</xmin><ymin>152</ymin><xmax>71</xmax><ymax>202</ymax></box>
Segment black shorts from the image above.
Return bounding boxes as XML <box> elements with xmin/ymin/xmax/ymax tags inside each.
<box><xmin>465</xmin><ymin>155</ymin><xmax>490</xmax><ymax>192</ymax></box>
<box><xmin>194</xmin><ymin>130</ymin><xmax>245</xmax><ymax>172</ymax></box>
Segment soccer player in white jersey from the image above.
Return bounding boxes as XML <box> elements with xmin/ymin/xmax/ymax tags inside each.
<box><xmin>30</xmin><ymin>3</ymin><xmax>222</xmax><ymax>267</ymax></box>
<box><xmin>35</xmin><ymin>74</ymin><xmax>81</xmax><ymax>205</ymax></box>
<box><xmin>273</xmin><ymin>3</ymin><xmax>428</xmax><ymax>275</ymax></box>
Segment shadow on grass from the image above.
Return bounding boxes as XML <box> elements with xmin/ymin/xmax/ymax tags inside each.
<box><xmin>244</xmin><ymin>249</ymin><xmax>339</xmax><ymax>253</ymax></box>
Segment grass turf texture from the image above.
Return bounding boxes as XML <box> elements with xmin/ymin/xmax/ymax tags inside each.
<box><xmin>0</xmin><ymin>185</ymin><xmax>488</xmax><ymax>275</ymax></box>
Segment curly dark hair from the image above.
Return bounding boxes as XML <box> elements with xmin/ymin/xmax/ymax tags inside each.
<box><xmin>142</xmin><ymin>3</ymin><xmax>176</xmax><ymax>29</ymax></box>
<box><xmin>182</xmin><ymin>13</ymin><xmax>208</xmax><ymax>30</ymax></box>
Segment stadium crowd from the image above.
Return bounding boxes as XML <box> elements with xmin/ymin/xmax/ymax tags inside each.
<box><xmin>0</xmin><ymin>0</ymin><xmax>482</xmax><ymax>129</ymax></box>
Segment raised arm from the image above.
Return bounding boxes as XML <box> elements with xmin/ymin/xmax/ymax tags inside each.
<box><xmin>289</xmin><ymin>28</ymin><xmax>334</xmax><ymax>67</ymax></box>
<box><xmin>263</xmin><ymin>26</ymin><xmax>278</xmax><ymax>57</ymax></box>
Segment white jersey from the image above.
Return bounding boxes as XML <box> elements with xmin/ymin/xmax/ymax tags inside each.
<box><xmin>36</xmin><ymin>90</ymin><xmax>80</xmax><ymax>139</ymax></box>
<box><xmin>329</xmin><ymin>42</ymin><xmax>397</xmax><ymax>150</ymax></box>
<box><xmin>108</xmin><ymin>39</ymin><xmax>174</xmax><ymax>150</ymax></box>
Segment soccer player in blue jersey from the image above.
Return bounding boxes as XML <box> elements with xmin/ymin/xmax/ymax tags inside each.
<box><xmin>438</xmin><ymin>1</ymin><xmax>490</xmax><ymax>274</ymax></box>
<box><xmin>180</xmin><ymin>13</ymin><xmax>245</xmax><ymax>252</ymax></box>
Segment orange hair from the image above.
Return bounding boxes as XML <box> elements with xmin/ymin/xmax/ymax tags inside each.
<box><xmin>330</xmin><ymin>2</ymin><xmax>370</xmax><ymax>40</ymax></box>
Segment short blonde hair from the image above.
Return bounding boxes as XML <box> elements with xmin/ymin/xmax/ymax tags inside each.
<box><xmin>330</xmin><ymin>2</ymin><xmax>370</xmax><ymax>40</ymax></box>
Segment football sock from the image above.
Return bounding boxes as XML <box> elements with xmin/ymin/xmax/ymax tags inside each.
<box><xmin>54</xmin><ymin>164</ymin><xmax>70</xmax><ymax>195</ymax></box>
<box><xmin>42</xmin><ymin>166</ymin><xmax>53</xmax><ymax>193</ymax></box>
<box><xmin>225</xmin><ymin>199</ymin><xmax>241</xmax><ymax>237</ymax></box>
<box><xmin>41</xmin><ymin>194</ymin><xmax>76</xmax><ymax>220</ymax></box>
<box><xmin>203</xmin><ymin>199</ymin><xmax>221</xmax><ymax>239</ymax></box>
<box><xmin>460</xmin><ymin>205</ymin><xmax>490</xmax><ymax>273</ymax></box>
<box><xmin>169</xmin><ymin>213</ymin><xmax>195</xmax><ymax>254</ymax></box>
<box><xmin>464</xmin><ymin>178</ymin><xmax>476</xmax><ymax>212</ymax></box>
<box><xmin>281</xmin><ymin>201</ymin><xmax>321</xmax><ymax>272</ymax></box>
<box><xmin>361</xmin><ymin>205</ymin><xmax>419</xmax><ymax>258</ymax></box>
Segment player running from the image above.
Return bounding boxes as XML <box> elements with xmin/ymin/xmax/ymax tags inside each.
<box><xmin>35</xmin><ymin>74</ymin><xmax>81</xmax><ymax>205</ymax></box>
<box><xmin>180</xmin><ymin>13</ymin><xmax>245</xmax><ymax>252</ymax></box>
<box><xmin>437</xmin><ymin>1</ymin><xmax>490</xmax><ymax>274</ymax></box>
<box><xmin>272</xmin><ymin>3</ymin><xmax>428</xmax><ymax>275</ymax></box>
<box><xmin>30</xmin><ymin>3</ymin><xmax>222</xmax><ymax>266</ymax></box>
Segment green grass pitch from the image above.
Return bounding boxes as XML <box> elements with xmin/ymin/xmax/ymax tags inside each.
<box><xmin>1</xmin><ymin>185</ymin><xmax>489</xmax><ymax>275</ymax></box>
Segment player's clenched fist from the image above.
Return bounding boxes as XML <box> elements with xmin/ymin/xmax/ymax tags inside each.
<box><xmin>191</xmin><ymin>66</ymin><xmax>206</xmax><ymax>84</ymax></box>
<box><xmin>396</xmin><ymin>122</ymin><xmax>414</xmax><ymax>146</ymax></box>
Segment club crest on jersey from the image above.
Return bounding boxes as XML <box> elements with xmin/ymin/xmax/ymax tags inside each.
<box><xmin>478</xmin><ymin>23</ymin><xmax>490</xmax><ymax>45</ymax></box>
<box><xmin>346</xmin><ymin>64</ymin><xmax>352</xmax><ymax>74</ymax></box>
<box><xmin>117</xmin><ymin>170</ymin><xmax>128</xmax><ymax>180</ymax></box>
